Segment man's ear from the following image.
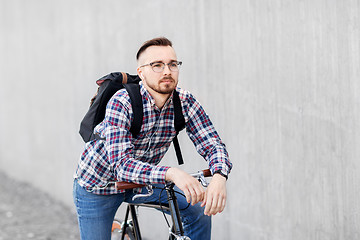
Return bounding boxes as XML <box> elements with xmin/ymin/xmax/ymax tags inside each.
<box><xmin>137</xmin><ymin>67</ymin><xmax>144</xmax><ymax>80</ymax></box>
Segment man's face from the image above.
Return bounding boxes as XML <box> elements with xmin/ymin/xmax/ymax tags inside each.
<box><xmin>137</xmin><ymin>45</ymin><xmax>179</xmax><ymax>95</ymax></box>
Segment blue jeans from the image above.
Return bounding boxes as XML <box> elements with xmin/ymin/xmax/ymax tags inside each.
<box><xmin>73</xmin><ymin>180</ymin><xmax>211</xmax><ymax>240</ymax></box>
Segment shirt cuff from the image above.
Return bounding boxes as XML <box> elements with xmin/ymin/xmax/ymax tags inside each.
<box><xmin>150</xmin><ymin>165</ymin><xmax>171</xmax><ymax>184</ymax></box>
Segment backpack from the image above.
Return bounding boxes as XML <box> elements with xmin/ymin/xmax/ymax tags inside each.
<box><xmin>79</xmin><ymin>72</ymin><xmax>185</xmax><ymax>165</ymax></box>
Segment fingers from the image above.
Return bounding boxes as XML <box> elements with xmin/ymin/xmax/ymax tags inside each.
<box><xmin>201</xmin><ymin>191</ymin><xmax>207</xmax><ymax>208</ymax></box>
<box><xmin>204</xmin><ymin>194</ymin><xmax>226</xmax><ymax>216</ymax></box>
<box><xmin>165</xmin><ymin>168</ymin><xmax>205</xmax><ymax>205</ymax></box>
<box><xmin>193</xmin><ymin>184</ymin><xmax>205</xmax><ymax>205</ymax></box>
<box><xmin>184</xmin><ymin>181</ymin><xmax>205</xmax><ymax>205</ymax></box>
<box><xmin>203</xmin><ymin>189</ymin><xmax>227</xmax><ymax>216</ymax></box>
<box><xmin>183</xmin><ymin>188</ymin><xmax>192</xmax><ymax>204</ymax></box>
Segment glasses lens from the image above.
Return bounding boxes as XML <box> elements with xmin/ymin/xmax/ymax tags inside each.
<box><xmin>151</xmin><ymin>62</ymin><xmax>165</xmax><ymax>73</ymax></box>
<box><xmin>169</xmin><ymin>62</ymin><xmax>179</xmax><ymax>71</ymax></box>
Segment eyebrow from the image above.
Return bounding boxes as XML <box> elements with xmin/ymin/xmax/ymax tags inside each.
<box><xmin>151</xmin><ymin>59</ymin><xmax>178</xmax><ymax>64</ymax></box>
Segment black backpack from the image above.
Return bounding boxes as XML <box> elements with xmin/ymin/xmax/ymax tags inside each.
<box><xmin>79</xmin><ymin>72</ymin><xmax>185</xmax><ymax>165</ymax></box>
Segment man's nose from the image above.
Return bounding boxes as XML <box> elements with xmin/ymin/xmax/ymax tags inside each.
<box><xmin>163</xmin><ymin>64</ymin><xmax>172</xmax><ymax>74</ymax></box>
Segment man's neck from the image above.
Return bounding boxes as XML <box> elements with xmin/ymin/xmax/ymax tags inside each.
<box><xmin>146</xmin><ymin>87</ymin><xmax>172</xmax><ymax>109</ymax></box>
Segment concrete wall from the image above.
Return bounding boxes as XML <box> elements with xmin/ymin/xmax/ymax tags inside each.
<box><xmin>1</xmin><ymin>0</ymin><xmax>360</xmax><ymax>239</ymax></box>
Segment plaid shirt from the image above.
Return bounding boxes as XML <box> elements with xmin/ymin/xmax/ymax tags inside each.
<box><xmin>75</xmin><ymin>81</ymin><xmax>232</xmax><ymax>195</ymax></box>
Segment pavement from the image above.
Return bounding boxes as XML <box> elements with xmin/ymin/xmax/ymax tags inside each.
<box><xmin>0</xmin><ymin>170</ymin><xmax>80</xmax><ymax>240</ymax></box>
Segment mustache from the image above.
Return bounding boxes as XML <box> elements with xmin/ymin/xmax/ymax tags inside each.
<box><xmin>160</xmin><ymin>76</ymin><xmax>175</xmax><ymax>82</ymax></box>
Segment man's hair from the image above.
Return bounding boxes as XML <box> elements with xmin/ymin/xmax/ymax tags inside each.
<box><xmin>136</xmin><ymin>37</ymin><xmax>173</xmax><ymax>60</ymax></box>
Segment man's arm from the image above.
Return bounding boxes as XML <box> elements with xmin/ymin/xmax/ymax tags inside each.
<box><xmin>180</xmin><ymin>90</ymin><xmax>232</xmax><ymax>215</ymax></box>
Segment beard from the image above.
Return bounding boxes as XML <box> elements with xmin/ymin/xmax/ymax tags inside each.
<box><xmin>147</xmin><ymin>76</ymin><xmax>177</xmax><ymax>94</ymax></box>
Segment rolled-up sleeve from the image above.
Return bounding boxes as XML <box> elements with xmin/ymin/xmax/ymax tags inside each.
<box><xmin>183</xmin><ymin>92</ymin><xmax>232</xmax><ymax>177</ymax></box>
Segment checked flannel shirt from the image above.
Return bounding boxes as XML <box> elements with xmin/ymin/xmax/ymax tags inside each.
<box><xmin>75</xmin><ymin>81</ymin><xmax>232</xmax><ymax>195</ymax></box>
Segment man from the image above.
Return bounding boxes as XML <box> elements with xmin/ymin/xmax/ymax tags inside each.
<box><xmin>73</xmin><ymin>37</ymin><xmax>232</xmax><ymax>240</ymax></box>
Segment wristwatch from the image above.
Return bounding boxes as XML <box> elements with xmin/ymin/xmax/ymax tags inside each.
<box><xmin>213</xmin><ymin>170</ymin><xmax>228</xmax><ymax>180</ymax></box>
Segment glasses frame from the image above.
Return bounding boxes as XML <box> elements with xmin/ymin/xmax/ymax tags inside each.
<box><xmin>139</xmin><ymin>61</ymin><xmax>183</xmax><ymax>73</ymax></box>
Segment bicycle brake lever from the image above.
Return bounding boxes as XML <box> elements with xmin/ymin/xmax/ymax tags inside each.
<box><xmin>198</xmin><ymin>175</ymin><xmax>209</xmax><ymax>187</ymax></box>
<box><xmin>190</xmin><ymin>171</ymin><xmax>209</xmax><ymax>187</ymax></box>
<box><xmin>132</xmin><ymin>185</ymin><xmax>154</xmax><ymax>201</ymax></box>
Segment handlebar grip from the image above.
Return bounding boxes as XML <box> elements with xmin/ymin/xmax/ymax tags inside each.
<box><xmin>202</xmin><ymin>169</ymin><xmax>212</xmax><ymax>177</ymax></box>
<box><xmin>115</xmin><ymin>182</ymin><xmax>146</xmax><ymax>190</ymax></box>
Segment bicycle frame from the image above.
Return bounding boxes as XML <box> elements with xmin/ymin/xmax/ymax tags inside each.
<box><xmin>121</xmin><ymin>204</ymin><xmax>142</xmax><ymax>240</ymax></box>
<box><xmin>114</xmin><ymin>169</ymin><xmax>211</xmax><ymax>240</ymax></box>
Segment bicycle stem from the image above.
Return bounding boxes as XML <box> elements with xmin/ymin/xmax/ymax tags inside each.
<box><xmin>165</xmin><ymin>182</ymin><xmax>184</xmax><ymax>236</ymax></box>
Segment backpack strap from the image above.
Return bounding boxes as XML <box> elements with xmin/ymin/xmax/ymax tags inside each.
<box><xmin>121</xmin><ymin>72</ymin><xmax>128</xmax><ymax>84</ymax></box>
<box><xmin>124</xmin><ymin>83</ymin><xmax>143</xmax><ymax>137</ymax></box>
<box><xmin>172</xmin><ymin>90</ymin><xmax>185</xmax><ymax>165</ymax></box>
<box><xmin>173</xmin><ymin>90</ymin><xmax>185</xmax><ymax>132</ymax></box>
<box><xmin>172</xmin><ymin>137</ymin><xmax>183</xmax><ymax>165</ymax></box>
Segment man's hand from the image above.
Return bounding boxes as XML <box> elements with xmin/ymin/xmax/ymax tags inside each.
<box><xmin>201</xmin><ymin>173</ymin><xmax>227</xmax><ymax>216</ymax></box>
<box><xmin>165</xmin><ymin>168</ymin><xmax>205</xmax><ymax>205</ymax></box>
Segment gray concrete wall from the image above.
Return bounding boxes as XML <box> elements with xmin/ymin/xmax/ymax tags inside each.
<box><xmin>1</xmin><ymin>0</ymin><xmax>360</xmax><ymax>239</ymax></box>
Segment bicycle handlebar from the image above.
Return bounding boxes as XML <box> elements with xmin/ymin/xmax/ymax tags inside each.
<box><xmin>115</xmin><ymin>169</ymin><xmax>212</xmax><ymax>190</ymax></box>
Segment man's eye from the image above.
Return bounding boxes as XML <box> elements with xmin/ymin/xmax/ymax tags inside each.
<box><xmin>152</xmin><ymin>63</ymin><xmax>163</xmax><ymax>68</ymax></box>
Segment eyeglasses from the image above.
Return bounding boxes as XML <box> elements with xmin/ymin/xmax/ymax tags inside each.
<box><xmin>139</xmin><ymin>61</ymin><xmax>182</xmax><ymax>73</ymax></box>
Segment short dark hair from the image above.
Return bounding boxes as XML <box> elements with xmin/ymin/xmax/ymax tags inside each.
<box><xmin>136</xmin><ymin>37</ymin><xmax>173</xmax><ymax>60</ymax></box>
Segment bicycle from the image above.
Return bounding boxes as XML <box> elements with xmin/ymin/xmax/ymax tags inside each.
<box><xmin>111</xmin><ymin>169</ymin><xmax>212</xmax><ymax>240</ymax></box>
